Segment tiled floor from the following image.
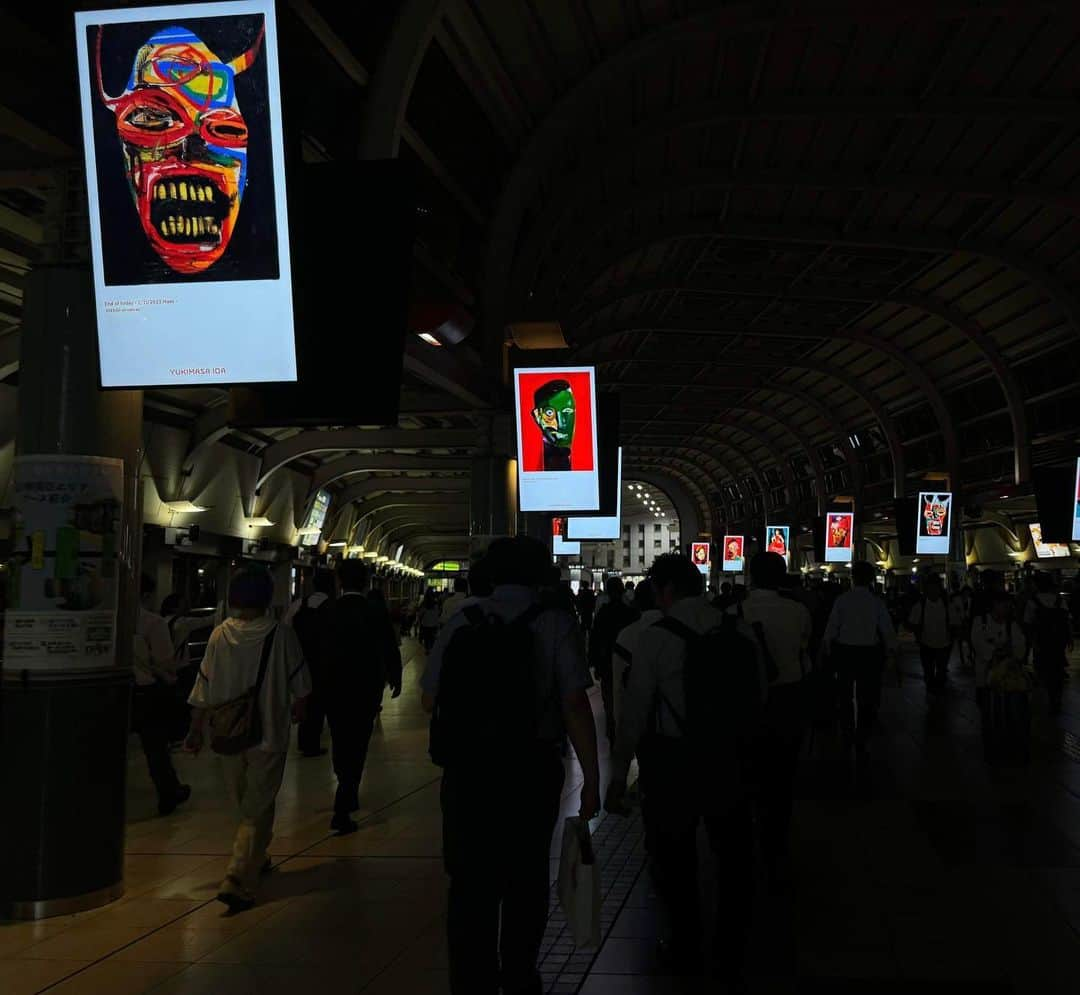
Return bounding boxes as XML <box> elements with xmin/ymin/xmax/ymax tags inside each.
<box><xmin>3</xmin><ymin>637</ymin><xmax>1080</xmax><ymax>993</ymax></box>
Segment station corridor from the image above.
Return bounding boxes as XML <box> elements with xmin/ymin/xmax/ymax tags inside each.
<box><xmin>0</xmin><ymin>639</ymin><xmax>1078</xmax><ymax>995</ymax></box>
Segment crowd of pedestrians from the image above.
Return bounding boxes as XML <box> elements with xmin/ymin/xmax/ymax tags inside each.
<box><xmin>132</xmin><ymin>543</ymin><xmax>1075</xmax><ymax>991</ymax></box>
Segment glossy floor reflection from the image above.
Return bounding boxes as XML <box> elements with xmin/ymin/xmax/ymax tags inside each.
<box><xmin>2</xmin><ymin>638</ymin><xmax>1080</xmax><ymax>994</ymax></box>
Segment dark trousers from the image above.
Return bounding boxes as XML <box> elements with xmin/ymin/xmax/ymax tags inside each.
<box><xmin>441</xmin><ymin>749</ymin><xmax>565</xmax><ymax>995</ymax></box>
<box><xmin>420</xmin><ymin>626</ymin><xmax>438</xmax><ymax>652</ymax></box>
<box><xmin>1034</xmin><ymin>652</ymin><xmax>1067</xmax><ymax>714</ymax></box>
<box><xmin>638</xmin><ymin>736</ymin><xmax>754</xmax><ymax>976</ymax></box>
<box><xmin>327</xmin><ymin>696</ymin><xmax>381</xmax><ymax>814</ymax></box>
<box><xmin>920</xmin><ymin>643</ymin><xmax>952</xmax><ymax>688</ymax></box>
<box><xmin>132</xmin><ymin>684</ymin><xmax>181</xmax><ymax>805</ymax></box>
<box><xmin>596</xmin><ymin>662</ymin><xmax>616</xmax><ymax>746</ymax></box>
<box><xmin>297</xmin><ymin>684</ymin><xmax>326</xmax><ymax>755</ymax></box>
<box><xmin>757</xmin><ymin>683</ymin><xmax>805</xmax><ymax>861</ymax></box>
<box><xmin>832</xmin><ymin>643</ymin><xmax>884</xmax><ymax>745</ymax></box>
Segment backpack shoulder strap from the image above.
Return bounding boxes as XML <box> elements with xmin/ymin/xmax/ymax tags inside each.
<box><xmin>462</xmin><ymin>603</ymin><xmax>486</xmax><ymax>626</ymax></box>
<box><xmin>655</xmin><ymin>616</ymin><xmax>696</xmax><ymax>642</ymax></box>
<box><xmin>613</xmin><ymin>641</ymin><xmax>632</xmax><ymax>663</ymax></box>
<box><xmin>253</xmin><ymin>625</ymin><xmax>278</xmax><ymax>694</ymax></box>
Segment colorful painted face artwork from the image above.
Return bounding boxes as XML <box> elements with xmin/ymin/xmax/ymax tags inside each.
<box><xmin>916</xmin><ymin>492</ymin><xmax>952</xmax><ymax>555</ymax></box>
<box><xmin>95</xmin><ymin>21</ymin><xmax>262</xmax><ymax>275</ymax></box>
<box><xmin>767</xmin><ymin>525</ymin><xmax>790</xmax><ymax>565</ymax></box>
<box><xmin>825</xmin><ymin>512</ymin><xmax>854</xmax><ymax>563</ymax></box>
<box><xmin>722</xmin><ymin>536</ymin><xmax>744</xmax><ymax>572</ymax></box>
<box><xmin>531</xmin><ymin>379</ymin><xmax>576</xmax><ymax>470</ymax></box>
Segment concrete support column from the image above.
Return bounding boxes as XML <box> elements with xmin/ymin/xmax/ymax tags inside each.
<box><xmin>1</xmin><ymin>266</ymin><xmax>144</xmax><ymax>919</ymax></box>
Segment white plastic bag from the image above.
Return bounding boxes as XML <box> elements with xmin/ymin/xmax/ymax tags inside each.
<box><xmin>557</xmin><ymin>816</ymin><xmax>601</xmax><ymax>949</ymax></box>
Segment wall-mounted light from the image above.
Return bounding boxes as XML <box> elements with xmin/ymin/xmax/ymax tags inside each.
<box><xmin>417</xmin><ymin>332</ymin><xmax>442</xmax><ymax>347</ymax></box>
<box><xmin>328</xmin><ymin>541</ymin><xmax>346</xmax><ymax>548</ymax></box>
<box><xmin>165</xmin><ymin>500</ymin><xmax>209</xmax><ymax>513</ymax></box>
<box><xmin>244</xmin><ymin>516</ymin><xmax>274</xmax><ymax>528</ymax></box>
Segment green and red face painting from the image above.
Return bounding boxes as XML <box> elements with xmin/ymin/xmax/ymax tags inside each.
<box><xmin>95</xmin><ymin>23</ymin><xmax>263</xmax><ymax>275</ymax></box>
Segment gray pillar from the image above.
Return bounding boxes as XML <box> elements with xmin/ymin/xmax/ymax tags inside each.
<box><xmin>1</xmin><ymin>266</ymin><xmax>144</xmax><ymax>919</ymax></box>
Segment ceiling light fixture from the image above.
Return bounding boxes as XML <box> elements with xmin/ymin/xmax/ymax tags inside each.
<box><xmin>416</xmin><ymin>332</ymin><xmax>442</xmax><ymax>347</ymax></box>
<box><xmin>164</xmin><ymin>500</ymin><xmax>209</xmax><ymax>513</ymax></box>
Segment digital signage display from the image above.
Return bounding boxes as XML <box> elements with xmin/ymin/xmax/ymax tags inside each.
<box><xmin>75</xmin><ymin>1</ymin><xmax>296</xmax><ymax>387</ymax></box>
<box><xmin>297</xmin><ymin>488</ymin><xmax>330</xmax><ymax>546</ymax></box>
<box><xmin>766</xmin><ymin>524</ymin><xmax>791</xmax><ymax>567</ymax></box>
<box><xmin>552</xmin><ymin>517</ymin><xmax>580</xmax><ymax>557</ymax></box>
<box><xmin>514</xmin><ymin>367</ymin><xmax>600</xmax><ymax>513</ymax></box>
<box><xmin>916</xmin><ymin>491</ymin><xmax>952</xmax><ymax>556</ymax></box>
<box><xmin>722</xmin><ymin>536</ymin><xmax>744</xmax><ymax>573</ymax></box>
<box><xmin>691</xmin><ymin>541</ymin><xmax>711</xmax><ymax>574</ymax></box>
<box><xmin>825</xmin><ymin>512</ymin><xmax>854</xmax><ymax>564</ymax></box>
<box><xmin>1031</xmin><ymin>522</ymin><xmax>1071</xmax><ymax>559</ymax></box>
<box><xmin>1073</xmin><ymin>458</ymin><xmax>1080</xmax><ymax>542</ymax></box>
<box><xmin>567</xmin><ymin>448</ymin><xmax>622</xmax><ymax>541</ymax></box>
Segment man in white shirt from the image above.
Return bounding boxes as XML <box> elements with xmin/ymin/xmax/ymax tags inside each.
<box><xmin>612</xmin><ymin>582</ymin><xmax>661</xmax><ymax>721</ymax></box>
<box><xmin>133</xmin><ymin>575</ymin><xmax>190</xmax><ymax>816</ymax></box>
<box><xmin>185</xmin><ymin>566</ymin><xmax>311</xmax><ymax>912</ymax></box>
<box><xmin>439</xmin><ymin>577</ymin><xmax>470</xmax><ymax>624</ymax></box>
<box><xmin>971</xmin><ymin>590</ymin><xmax>1028</xmax><ymax>760</ymax></box>
<box><xmin>824</xmin><ymin>561</ymin><xmax>897</xmax><ymax>751</ymax></box>
<box><xmin>730</xmin><ymin>552</ymin><xmax>812</xmax><ymax>876</ymax></box>
<box><xmin>908</xmin><ymin>574</ymin><xmax>959</xmax><ymax>690</ymax></box>
<box><xmin>606</xmin><ymin>554</ymin><xmax>762</xmax><ymax>981</ymax></box>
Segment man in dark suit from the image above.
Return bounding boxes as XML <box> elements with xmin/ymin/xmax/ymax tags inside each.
<box><xmin>321</xmin><ymin>560</ymin><xmax>402</xmax><ymax>834</ymax></box>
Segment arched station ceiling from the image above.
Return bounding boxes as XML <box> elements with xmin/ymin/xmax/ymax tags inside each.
<box><xmin>4</xmin><ymin>2</ymin><xmax>1080</xmax><ymax>558</ymax></box>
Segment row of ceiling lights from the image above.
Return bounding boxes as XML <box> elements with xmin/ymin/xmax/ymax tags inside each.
<box><xmin>628</xmin><ymin>482</ymin><xmax>666</xmax><ymax>520</ymax></box>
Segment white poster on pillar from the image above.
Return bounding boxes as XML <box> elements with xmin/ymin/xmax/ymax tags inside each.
<box><xmin>3</xmin><ymin>456</ymin><xmax>125</xmax><ymax>672</ymax></box>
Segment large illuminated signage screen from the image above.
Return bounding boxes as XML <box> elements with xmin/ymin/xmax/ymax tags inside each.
<box><xmin>514</xmin><ymin>367</ymin><xmax>600</xmax><ymax>513</ymax></box>
<box><xmin>825</xmin><ymin>512</ymin><xmax>854</xmax><ymax>563</ymax></box>
<box><xmin>1073</xmin><ymin>459</ymin><xmax>1080</xmax><ymax>542</ymax></box>
<box><xmin>75</xmin><ymin>1</ymin><xmax>296</xmax><ymax>388</ymax></box>
<box><xmin>916</xmin><ymin>491</ymin><xmax>952</xmax><ymax>556</ymax></box>
<box><xmin>722</xmin><ymin>536</ymin><xmax>744</xmax><ymax>573</ymax></box>
<box><xmin>297</xmin><ymin>488</ymin><xmax>330</xmax><ymax>546</ymax></box>
<box><xmin>1031</xmin><ymin>523</ymin><xmax>1071</xmax><ymax>559</ymax></box>
<box><xmin>691</xmin><ymin>541</ymin><xmax>711</xmax><ymax>575</ymax></box>
<box><xmin>552</xmin><ymin>518</ymin><xmax>580</xmax><ymax>557</ymax></box>
<box><xmin>567</xmin><ymin>448</ymin><xmax>622</xmax><ymax>541</ymax></box>
<box><xmin>766</xmin><ymin>524</ymin><xmax>791</xmax><ymax>567</ymax></box>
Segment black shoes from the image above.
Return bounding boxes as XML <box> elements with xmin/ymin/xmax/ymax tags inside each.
<box><xmin>330</xmin><ymin>812</ymin><xmax>359</xmax><ymax>836</ymax></box>
<box><xmin>158</xmin><ymin>784</ymin><xmax>191</xmax><ymax>817</ymax></box>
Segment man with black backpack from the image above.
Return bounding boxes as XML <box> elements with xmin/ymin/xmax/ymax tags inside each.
<box><xmin>605</xmin><ymin>554</ymin><xmax>765</xmax><ymax>982</ymax></box>
<box><xmin>1024</xmin><ymin>572</ymin><xmax>1073</xmax><ymax>715</ymax></box>
<box><xmin>730</xmin><ymin>552</ymin><xmax>812</xmax><ymax>888</ymax></box>
<box><xmin>289</xmin><ymin>567</ymin><xmax>336</xmax><ymax>757</ymax></box>
<box><xmin>422</xmin><ymin>537</ymin><xmax>600</xmax><ymax>995</ymax></box>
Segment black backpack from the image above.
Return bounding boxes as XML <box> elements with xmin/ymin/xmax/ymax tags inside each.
<box><xmin>429</xmin><ymin>603</ymin><xmax>546</xmax><ymax>768</ymax></box>
<box><xmin>1033</xmin><ymin>596</ymin><xmax>1071</xmax><ymax>658</ymax></box>
<box><xmin>653</xmin><ymin>614</ymin><xmax>764</xmax><ymax>749</ymax></box>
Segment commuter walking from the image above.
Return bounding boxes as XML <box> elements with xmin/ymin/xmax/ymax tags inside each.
<box><xmin>908</xmin><ymin>574</ymin><xmax>959</xmax><ymax>690</ymax></box>
<box><xmin>423</xmin><ymin>537</ymin><xmax>600</xmax><ymax>995</ymax></box>
<box><xmin>732</xmin><ymin>552</ymin><xmax>812</xmax><ymax>885</ymax></box>
<box><xmin>612</xmin><ymin>580</ymin><xmax>662</xmax><ymax>723</ymax></box>
<box><xmin>606</xmin><ymin>554</ymin><xmax>765</xmax><ymax>982</ymax></box>
<box><xmin>320</xmin><ymin>560</ymin><xmax>403</xmax><ymax>834</ymax></box>
<box><xmin>290</xmin><ymin>567</ymin><xmax>336</xmax><ymax>757</ymax></box>
<box><xmin>133</xmin><ymin>575</ymin><xmax>191</xmax><ymax>816</ymax></box>
<box><xmin>418</xmin><ymin>589</ymin><xmax>440</xmax><ymax>651</ymax></box>
<box><xmin>440</xmin><ymin>577</ymin><xmax>470</xmax><ymax>624</ymax></box>
<box><xmin>184</xmin><ymin>566</ymin><xmax>310</xmax><ymax>912</ymax></box>
<box><xmin>589</xmin><ymin>577</ymin><xmax>638</xmax><ymax>746</ymax></box>
<box><xmin>823</xmin><ymin>561</ymin><xmax>898</xmax><ymax>753</ymax></box>
<box><xmin>576</xmin><ymin>579</ymin><xmax>597</xmax><ymax>633</ymax></box>
<box><xmin>972</xmin><ymin>591</ymin><xmax>1028</xmax><ymax>760</ymax></box>
<box><xmin>1024</xmin><ymin>572</ymin><xmax>1073</xmax><ymax>714</ymax></box>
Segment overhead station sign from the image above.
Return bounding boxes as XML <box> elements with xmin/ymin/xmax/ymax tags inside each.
<box><xmin>916</xmin><ymin>491</ymin><xmax>952</xmax><ymax>556</ymax></box>
<box><xmin>75</xmin><ymin>1</ymin><xmax>296</xmax><ymax>387</ymax></box>
<box><xmin>514</xmin><ymin>367</ymin><xmax>600</xmax><ymax>513</ymax></box>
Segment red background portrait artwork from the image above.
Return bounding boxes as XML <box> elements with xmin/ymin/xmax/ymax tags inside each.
<box><xmin>515</xmin><ymin>369</ymin><xmax>596</xmax><ymax>474</ymax></box>
<box><xmin>827</xmin><ymin>513</ymin><xmax>854</xmax><ymax>550</ymax></box>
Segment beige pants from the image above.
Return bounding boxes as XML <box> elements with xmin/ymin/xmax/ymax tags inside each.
<box><xmin>219</xmin><ymin>749</ymin><xmax>287</xmax><ymax>899</ymax></box>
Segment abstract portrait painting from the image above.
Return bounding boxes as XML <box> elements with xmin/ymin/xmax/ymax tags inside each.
<box><xmin>87</xmin><ymin>11</ymin><xmax>278</xmax><ymax>285</ymax></box>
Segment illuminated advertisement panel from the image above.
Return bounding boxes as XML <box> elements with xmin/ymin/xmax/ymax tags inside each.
<box><xmin>567</xmin><ymin>448</ymin><xmax>622</xmax><ymax>541</ymax></box>
<box><xmin>1031</xmin><ymin>523</ymin><xmax>1071</xmax><ymax>559</ymax></box>
<box><xmin>1074</xmin><ymin>458</ymin><xmax>1080</xmax><ymax>542</ymax></box>
<box><xmin>514</xmin><ymin>367</ymin><xmax>599</xmax><ymax>513</ymax></box>
<box><xmin>297</xmin><ymin>487</ymin><xmax>330</xmax><ymax>547</ymax></box>
<box><xmin>722</xmin><ymin>535</ymin><xmax>744</xmax><ymax>573</ymax></box>
<box><xmin>825</xmin><ymin>512</ymin><xmax>854</xmax><ymax>564</ymax></box>
<box><xmin>916</xmin><ymin>491</ymin><xmax>952</xmax><ymax>556</ymax></box>
<box><xmin>75</xmin><ymin>1</ymin><xmax>296</xmax><ymax>387</ymax></box>
<box><xmin>766</xmin><ymin>524</ymin><xmax>791</xmax><ymax>567</ymax></box>
<box><xmin>552</xmin><ymin>517</ymin><xmax>580</xmax><ymax>557</ymax></box>
<box><xmin>691</xmin><ymin>541</ymin><xmax>711</xmax><ymax>575</ymax></box>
